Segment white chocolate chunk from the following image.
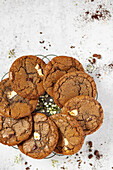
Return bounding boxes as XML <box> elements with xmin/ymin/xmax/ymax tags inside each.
<box><xmin>70</xmin><ymin>109</ymin><xmax>78</xmax><ymax>116</ymax></box>
<box><xmin>35</xmin><ymin>64</ymin><xmax>40</xmax><ymax>70</ymax></box>
<box><xmin>37</xmin><ymin>69</ymin><xmax>44</xmax><ymax>77</ymax></box>
<box><xmin>34</xmin><ymin>132</ymin><xmax>40</xmax><ymax>140</ymax></box>
<box><xmin>64</xmin><ymin>138</ymin><xmax>68</xmax><ymax>146</ymax></box>
<box><xmin>7</xmin><ymin>91</ymin><xmax>17</xmax><ymax>99</ymax></box>
<box><xmin>35</xmin><ymin>64</ymin><xmax>44</xmax><ymax>77</ymax></box>
<box><xmin>64</xmin><ymin>146</ymin><xmax>68</xmax><ymax>151</ymax></box>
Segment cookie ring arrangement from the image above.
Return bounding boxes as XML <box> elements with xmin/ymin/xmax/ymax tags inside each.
<box><xmin>0</xmin><ymin>54</ymin><xmax>103</xmax><ymax>159</ymax></box>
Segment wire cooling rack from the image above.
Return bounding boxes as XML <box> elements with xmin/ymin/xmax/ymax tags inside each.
<box><xmin>1</xmin><ymin>54</ymin><xmax>98</xmax><ymax>159</ymax></box>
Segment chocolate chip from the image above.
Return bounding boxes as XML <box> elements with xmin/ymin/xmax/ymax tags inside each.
<box><xmin>88</xmin><ymin>154</ymin><xmax>93</xmax><ymax>159</ymax></box>
<box><xmin>80</xmin><ymin>151</ymin><xmax>82</xmax><ymax>154</ymax></box>
<box><xmin>76</xmin><ymin>153</ymin><xmax>79</xmax><ymax>156</ymax></box>
<box><xmin>40</xmin><ymin>32</ymin><xmax>42</xmax><ymax>34</ymax></box>
<box><xmin>25</xmin><ymin>162</ymin><xmax>28</xmax><ymax>165</ymax></box>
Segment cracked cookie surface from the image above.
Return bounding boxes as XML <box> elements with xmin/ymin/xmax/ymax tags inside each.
<box><xmin>43</xmin><ymin>56</ymin><xmax>84</xmax><ymax>97</ymax></box>
<box><xmin>18</xmin><ymin>113</ymin><xmax>59</xmax><ymax>159</ymax></box>
<box><xmin>9</xmin><ymin>55</ymin><xmax>46</xmax><ymax>99</ymax></box>
<box><xmin>0</xmin><ymin>113</ymin><xmax>32</xmax><ymax>146</ymax></box>
<box><xmin>50</xmin><ymin>113</ymin><xmax>84</xmax><ymax>155</ymax></box>
<box><xmin>61</xmin><ymin>96</ymin><xmax>103</xmax><ymax>135</ymax></box>
<box><xmin>0</xmin><ymin>78</ymin><xmax>38</xmax><ymax>119</ymax></box>
<box><xmin>53</xmin><ymin>72</ymin><xmax>97</xmax><ymax>108</ymax></box>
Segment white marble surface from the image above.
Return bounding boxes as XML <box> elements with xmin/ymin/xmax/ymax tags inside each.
<box><xmin>0</xmin><ymin>0</ymin><xmax>113</xmax><ymax>170</ymax></box>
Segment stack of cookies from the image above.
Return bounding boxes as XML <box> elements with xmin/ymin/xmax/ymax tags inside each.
<box><xmin>0</xmin><ymin>55</ymin><xmax>103</xmax><ymax>159</ymax></box>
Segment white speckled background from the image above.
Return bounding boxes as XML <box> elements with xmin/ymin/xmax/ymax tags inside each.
<box><xmin>0</xmin><ymin>0</ymin><xmax>113</xmax><ymax>170</ymax></box>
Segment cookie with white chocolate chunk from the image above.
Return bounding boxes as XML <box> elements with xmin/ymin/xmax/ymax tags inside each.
<box><xmin>50</xmin><ymin>113</ymin><xmax>84</xmax><ymax>155</ymax></box>
<box><xmin>18</xmin><ymin>113</ymin><xmax>59</xmax><ymax>159</ymax></box>
<box><xmin>9</xmin><ymin>55</ymin><xmax>46</xmax><ymax>99</ymax></box>
<box><xmin>61</xmin><ymin>96</ymin><xmax>103</xmax><ymax>135</ymax></box>
<box><xmin>0</xmin><ymin>78</ymin><xmax>38</xmax><ymax>119</ymax></box>
<box><xmin>0</xmin><ymin>113</ymin><xmax>32</xmax><ymax>146</ymax></box>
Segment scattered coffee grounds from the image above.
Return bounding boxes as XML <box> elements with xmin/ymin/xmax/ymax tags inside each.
<box><xmin>61</xmin><ymin>167</ymin><xmax>65</xmax><ymax>169</ymax></box>
<box><xmin>89</xmin><ymin>163</ymin><xmax>93</xmax><ymax>166</ymax></box>
<box><xmin>112</xmin><ymin>167</ymin><xmax>113</xmax><ymax>169</ymax></box>
<box><xmin>96</xmin><ymin>73</ymin><xmax>101</xmax><ymax>78</ymax></box>
<box><xmin>88</xmin><ymin>154</ymin><xmax>93</xmax><ymax>159</ymax></box>
<box><xmin>93</xmin><ymin>54</ymin><xmax>102</xmax><ymax>59</ymax></box>
<box><xmin>108</xmin><ymin>63</ymin><xmax>113</xmax><ymax>69</ymax></box>
<box><xmin>86</xmin><ymin>54</ymin><xmax>102</xmax><ymax>73</ymax></box>
<box><xmin>91</xmin><ymin>0</ymin><xmax>94</xmax><ymax>2</ymax></box>
<box><xmin>80</xmin><ymin>151</ymin><xmax>82</xmax><ymax>154</ymax></box>
<box><xmin>39</xmin><ymin>40</ymin><xmax>45</xmax><ymax>44</ymax></box>
<box><xmin>49</xmin><ymin>44</ymin><xmax>51</xmax><ymax>47</ymax></box>
<box><xmin>70</xmin><ymin>46</ymin><xmax>75</xmax><ymax>48</ymax></box>
<box><xmin>25</xmin><ymin>162</ymin><xmax>28</xmax><ymax>165</ymax></box>
<box><xmin>94</xmin><ymin>150</ymin><xmax>103</xmax><ymax>160</ymax></box>
<box><xmin>40</xmin><ymin>32</ymin><xmax>42</xmax><ymax>34</ymax></box>
<box><xmin>89</xmin><ymin>149</ymin><xmax>92</xmax><ymax>152</ymax></box>
<box><xmin>84</xmin><ymin>4</ymin><xmax>111</xmax><ymax>21</ymax></box>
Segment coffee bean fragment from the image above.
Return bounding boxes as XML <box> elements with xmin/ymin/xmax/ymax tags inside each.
<box><xmin>88</xmin><ymin>154</ymin><xmax>93</xmax><ymax>159</ymax></box>
<box><xmin>88</xmin><ymin>141</ymin><xmax>93</xmax><ymax>148</ymax></box>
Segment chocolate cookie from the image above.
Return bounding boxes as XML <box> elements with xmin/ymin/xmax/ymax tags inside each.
<box><xmin>43</xmin><ymin>56</ymin><xmax>84</xmax><ymax>97</ymax></box>
<box><xmin>0</xmin><ymin>78</ymin><xmax>38</xmax><ymax>119</ymax></box>
<box><xmin>9</xmin><ymin>55</ymin><xmax>46</xmax><ymax>99</ymax></box>
<box><xmin>50</xmin><ymin>113</ymin><xmax>84</xmax><ymax>155</ymax></box>
<box><xmin>18</xmin><ymin>113</ymin><xmax>59</xmax><ymax>159</ymax></box>
<box><xmin>53</xmin><ymin>72</ymin><xmax>97</xmax><ymax>108</ymax></box>
<box><xmin>61</xmin><ymin>96</ymin><xmax>103</xmax><ymax>135</ymax></box>
<box><xmin>0</xmin><ymin>113</ymin><xmax>32</xmax><ymax>146</ymax></box>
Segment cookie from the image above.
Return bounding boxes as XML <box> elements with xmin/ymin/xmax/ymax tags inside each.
<box><xmin>53</xmin><ymin>72</ymin><xmax>97</xmax><ymax>108</ymax></box>
<box><xmin>0</xmin><ymin>78</ymin><xmax>38</xmax><ymax>119</ymax></box>
<box><xmin>0</xmin><ymin>113</ymin><xmax>32</xmax><ymax>146</ymax></box>
<box><xmin>9</xmin><ymin>55</ymin><xmax>46</xmax><ymax>99</ymax></box>
<box><xmin>18</xmin><ymin>113</ymin><xmax>59</xmax><ymax>159</ymax></box>
<box><xmin>43</xmin><ymin>56</ymin><xmax>84</xmax><ymax>97</ymax></box>
<box><xmin>50</xmin><ymin>113</ymin><xmax>84</xmax><ymax>155</ymax></box>
<box><xmin>61</xmin><ymin>96</ymin><xmax>103</xmax><ymax>135</ymax></box>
